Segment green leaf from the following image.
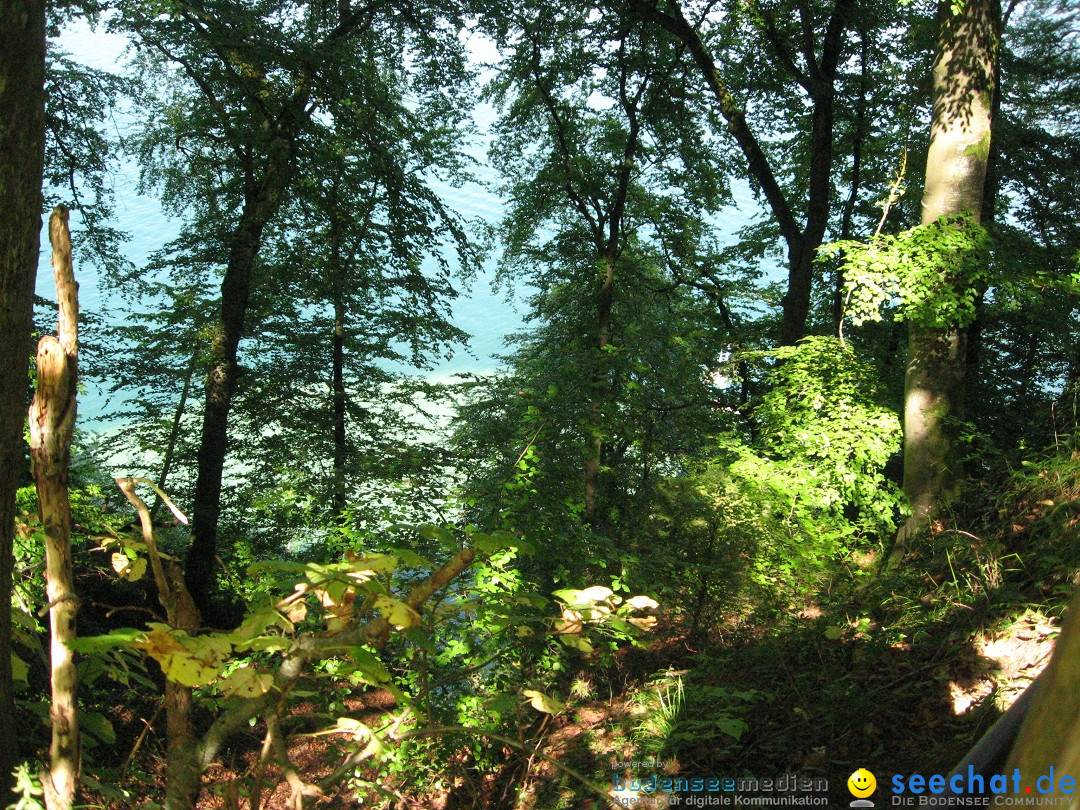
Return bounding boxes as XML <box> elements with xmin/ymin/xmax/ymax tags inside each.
<box><xmin>522</xmin><ymin>689</ymin><xmax>565</xmax><ymax>715</ymax></box>
<box><xmin>391</xmin><ymin>548</ymin><xmax>433</xmax><ymax>568</ymax></box>
<box><xmin>10</xmin><ymin>653</ymin><xmax>28</xmax><ymax>683</ymax></box>
<box><xmin>69</xmin><ymin>628</ymin><xmax>146</xmax><ymax>653</ymax></box>
<box><xmin>81</xmin><ymin>711</ymin><xmax>116</xmax><ymax>744</ymax></box>
<box><xmin>404</xmin><ymin>627</ymin><xmax>438</xmax><ymax>654</ymax></box>
<box><xmin>716</xmin><ymin>717</ymin><xmax>748</xmax><ymax>740</ymax></box>
<box><xmin>242</xmin><ymin>636</ymin><xmax>293</xmax><ymax>653</ymax></box>
<box><xmin>349</xmin><ymin>646</ymin><xmax>391</xmax><ymax>684</ymax></box>
<box><xmin>231</xmin><ymin>607</ymin><xmax>291</xmax><ymax>642</ymax></box>
<box><xmin>417</xmin><ymin>524</ymin><xmax>454</xmax><ymax>545</ymax></box>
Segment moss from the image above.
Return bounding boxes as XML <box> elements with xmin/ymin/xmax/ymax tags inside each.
<box><xmin>963</xmin><ymin>130</ymin><xmax>992</xmax><ymax>160</ymax></box>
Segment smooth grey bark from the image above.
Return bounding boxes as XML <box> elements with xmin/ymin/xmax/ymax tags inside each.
<box><xmin>894</xmin><ymin>0</ymin><xmax>998</xmax><ymax>558</ymax></box>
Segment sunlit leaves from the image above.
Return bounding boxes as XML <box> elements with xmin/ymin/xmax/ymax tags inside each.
<box><xmin>522</xmin><ymin>688</ymin><xmax>565</xmax><ymax>715</ymax></box>
<box><xmin>110</xmin><ymin>551</ymin><xmax>147</xmax><ymax>582</ymax></box>
<box><xmin>372</xmin><ymin>596</ymin><xmax>422</xmax><ymax>630</ymax></box>
<box><xmin>69</xmin><ymin>628</ymin><xmax>147</xmax><ymax>654</ymax></box>
<box><xmin>136</xmin><ymin>624</ymin><xmax>232</xmax><ymax>687</ymax></box>
<box><xmin>218</xmin><ymin>666</ymin><xmax>275</xmax><ymax>699</ymax></box>
<box><xmin>551</xmin><ymin>583</ymin><xmax>660</xmax><ymax>651</ymax></box>
<box><xmin>823</xmin><ymin>213</ymin><xmax>989</xmax><ymax>329</ymax></box>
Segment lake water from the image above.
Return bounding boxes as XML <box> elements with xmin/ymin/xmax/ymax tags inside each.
<box><xmin>41</xmin><ymin>19</ymin><xmax>760</xmax><ymax>432</ymax></box>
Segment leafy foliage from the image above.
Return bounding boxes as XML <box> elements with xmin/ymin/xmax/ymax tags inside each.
<box><xmin>12</xmin><ymin>0</ymin><xmax>1080</xmax><ymax>805</ymax></box>
<box><xmin>825</xmin><ymin>213</ymin><xmax>990</xmax><ymax>329</ymax></box>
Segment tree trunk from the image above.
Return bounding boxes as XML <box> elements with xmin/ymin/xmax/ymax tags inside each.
<box><xmin>30</xmin><ymin>207</ymin><xmax>81</xmax><ymax>810</ymax></box>
<box><xmin>0</xmin><ymin>0</ymin><xmax>46</xmax><ymax>792</ymax></box>
<box><xmin>894</xmin><ymin>0</ymin><xmax>998</xmax><ymax>556</ymax></box>
<box><xmin>186</xmin><ymin>179</ymin><xmax>289</xmax><ymax>619</ymax></box>
<box><xmin>1006</xmin><ymin>586</ymin><xmax>1080</xmax><ymax>799</ymax></box>
<box><xmin>584</xmin><ymin>255</ymin><xmax>616</xmax><ymax>528</ymax></box>
<box><xmin>331</xmin><ymin>219</ymin><xmax>348</xmax><ymax>522</ymax></box>
<box><xmin>627</xmin><ymin>0</ymin><xmax>851</xmax><ymax>346</ymax></box>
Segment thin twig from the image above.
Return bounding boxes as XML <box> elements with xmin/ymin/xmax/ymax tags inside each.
<box><xmin>838</xmin><ymin>150</ymin><xmax>908</xmax><ymax>347</ymax></box>
<box><xmin>121</xmin><ymin>702</ymin><xmax>163</xmax><ymax>778</ymax></box>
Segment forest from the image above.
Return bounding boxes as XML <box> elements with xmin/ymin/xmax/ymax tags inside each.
<box><xmin>2</xmin><ymin>0</ymin><xmax>1080</xmax><ymax>807</ymax></box>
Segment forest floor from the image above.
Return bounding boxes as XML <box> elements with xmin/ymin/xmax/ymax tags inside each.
<box><xmin>87</xmin><ymin>562</ymin><xmax>1064</xmax><ymax>810</ymax></box>
<box><xmin>70</xmin><ymin>453</ymin><xmax>1080</xmax><ymax>810</ymax></box>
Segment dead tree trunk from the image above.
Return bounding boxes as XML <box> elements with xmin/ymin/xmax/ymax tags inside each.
<box><xmin>29</xmin><ymin>206</ymin><xmax>80</xmax><ymax>810</ymax></box>
<box><xmin>117</xmin><ymin>478</ymin><xmax>202</xmax><ymax>810</ymax></box>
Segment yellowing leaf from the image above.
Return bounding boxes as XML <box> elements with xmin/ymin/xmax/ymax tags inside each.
<box><xmin>126</xmin><ymin>557</ymin><xmax>147</xmax><ymax>582</ymax></box>
<box><xmin>218</xmin><ymin>667</ymin><xmax>274</xmax><ymax>698</ymax></box>
<box><xmin>282</xmin><ymin>600</ymin><xmax>308</xmax><ymax>624</ymax></box>
<box><xmin>553</xmin><ymin>586</ymin><xmax>613</xmax><ymax>606</ymax></box>
<box><xmin>315</xmin><ymin>585</ymin><xmax>355</xmax><ymax>635</ymax></box>
<box><xmin>136</xmin><ymin>626</ymin><xmax>231</xmax><ymax>687</ymax></box>
<box><xmin>344</xmin><ymin>551</ymin><xmax>397</xmax><ymax>579</ymax></box>
<box><xmin>138</xmin><ymin>625</ymin><xmax>188</xmax><ymax>659</ymax></box>
<box><xmin>559</xmin><ymin>634</ymin><xmax>595</xmax><ymax>652</ymax></box>
<box><xmin>523</xmin><ymin>689</ymin><xmax>565</xmax><ymax>715</ymax></box>
<box><xmin>516</xmin><ymin>626</ymin><xmax>534</xmax><ymax>637</ymax></box>
<box><xmin>555</xmin><ymin>608</ymin><xmax>583</xmax><ymax>634</ymax></box>
<box><xmin>330</xmin><ymin>718</ymin><xmax>386</xmax><ymax>761</ymax></box>
<box><xmin>373</xmin><ymin>596</ymin><xmax>421</xmax><ymax>630</ymax></box>
<box><xmin>582</xmin><ymin>603</ymin><xmax>612</xmax><ymax>622</ymax></box>
<box><xmin>579</xmin><ymin>586</ymin><xmax>613</xmax><ymax>603</ymax></box>
<box><xmin>111</xmin><ymin>552</ymin><xmax>146</xmax><ymax>582</ymax></box>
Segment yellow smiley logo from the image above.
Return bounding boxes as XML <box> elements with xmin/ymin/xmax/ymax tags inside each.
<box><xmin>848</xmin><ymin>768</ymin><xmax>876</xmax><ymax>798</ymax></box>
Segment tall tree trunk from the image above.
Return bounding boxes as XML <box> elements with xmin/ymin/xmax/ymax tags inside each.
<box><xmin>331</xmin><ymin>278</ymin><xmax>347</xmax><ymax>522</ymax></box>
<box><xmin>894</xmin><ymin>0</ymin><xmax>998</xmax><ymax>557</ymax></box>
<box><xmin>584</xmin><ymin>255</ymin><xmax>616</xmax><ymax>527</ymax></box>
<box><xmin>626</xmin><ymin>0</ymin><xmax>851</xmax><ymax>346</ymax></box>
<box><xmin>186</xmin><ymin>177</ymin><xmax>289</xmax><ymax>619</ymax></box>
<box><xmin>964</xmin><ymin>40</ymin><xmax>1004</xmax><ymax>394</ymax></box>
<box><xmin>30</xmin><ymin>207</ymin><xmax>80</xmax><ymax>810</ymax></box>
<box><xmin>0</xmin><ymin>0</ymin><xmax>46</xmax><ymax>792</ymax></box>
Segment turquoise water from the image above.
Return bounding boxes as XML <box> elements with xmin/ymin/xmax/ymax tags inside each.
<box><xmin>41</xmin><ymin>22</ymin><xmax>527</xmax><ymax>429</ymax></box>
<box><xmin>41</xmin><ymin>20</ymin><xmax>760</xmax><ymax>431</ymax></box>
